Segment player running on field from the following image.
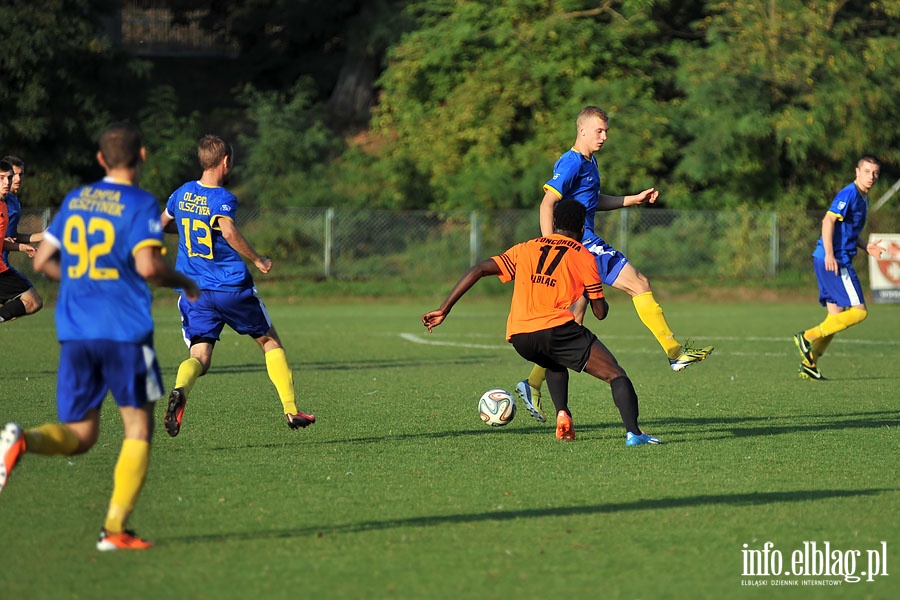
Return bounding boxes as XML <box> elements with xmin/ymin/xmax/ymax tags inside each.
<box><xmin>424</xmin><ymin>199</ymin><xmax>662</xmax><ymax>446</ymax></box>
<box><xmin>516</xmin><ymin>106</ymin><xmax>713</xmax><ymax>423</ymax></box>
<box><xmin>0</xmin><ymin>155</ymin><xmax>44</xmax><ymax>323</ymax></box>
<box><xmin>161</xmin><ymin>135</ymin><xmax>315</xmax><ymax>436</ymax></box>
<box><xmin>1</xmin><ymin>124</ymin><xmax>200</xmax><ymax>550</ymax></box>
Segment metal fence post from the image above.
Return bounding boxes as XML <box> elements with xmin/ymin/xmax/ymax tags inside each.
<box><xmin>770</xmin><ymin>211</ymin><xmax>778</xmax><ymax>276</ymax></box>
<box><xmin>324</xmin><ymin>207</ymin><xmax>335</xmax><ymax>279</ymax></box>
<box><xmin>470</xmin><ymin>210</ymin><xmax>481</xmax><ymax>266</ymax></box>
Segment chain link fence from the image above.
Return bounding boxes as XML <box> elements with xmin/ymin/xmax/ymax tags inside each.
<box><xmin>9</xmin><ymin>206</ymin><xmax>900</xmax><ymax>289</ymax></box>
<box><xmin>229</xmin><ymin>206</ymin><xmax>900</xmax><ymax>283</ymax></box>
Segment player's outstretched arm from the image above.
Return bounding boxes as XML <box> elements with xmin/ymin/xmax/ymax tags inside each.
<box><xmin>597</xmin><ymin>188</ymin><xmax>658</xmax><ymax>211</ymax></box>
<box><xmin>218</xmin><ymin>217</ymin><xmax>271</xmax><ymax>273</ymax></box>
<box><xmin>423</xmin><ymin>259</ymin><xmax>501</xmax><ymax>332</ymax></box>
<box><xmin>13</xmin><ymin>242</ymin><xmax>36</xmax><ymax>258</ymax></box>
<box><xmin>865</xmin><ymin>239</ymin><xmax>886</xmax><ymax>258</ymax></box>
<box><xmin>20</xmin><ymin>230</ymin><xmax>43</xmax><ymax>244</ymax></box>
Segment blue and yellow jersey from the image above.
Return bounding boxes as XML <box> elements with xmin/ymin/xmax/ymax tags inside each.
<box><xmin>43</xmin><ymin>177</ymin><xmax>164</xmax><ymax>343</ymax></box>
<box><xmin>2</xmin><ymin>192</ymin><xmax>20</xmax><ymax>267</ymax></box>
<box><xmin>813</xmin><ymin>182</ymin><xmax>869</xmax><ymax>264</ymax></box>
<box><xmin>165</xmin><ymin>181</ymin><xmax>252</xmax><ymax>291</ymax></box>
<box><xmin>543</xmin><ymin>149</ymin><xmax>601</xmax><ymax>239</ymax></box>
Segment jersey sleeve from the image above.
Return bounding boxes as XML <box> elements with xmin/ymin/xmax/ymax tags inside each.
<box><xmin>209</xmin><ymin>191</ymin><xmax>238</xmax><ymax>229</ymax></box>
<box><xmin>491</xmin><ymin>243</ymin><xmax>521</xmax><ymax>283</ymax></box>
<box><xmin>128</xmin><ymin>193</ymin><xmax>165</xmax><ymax>255</ymax></box>
<box><xmin>826</xmin><ymin>186</ymin><xmax>854</xmax><ymax>222</ymax></box>
<box><xmin>577</xmin><ymin>251</ymin><xmax>604</xmax><ymax>299</ymax></box>
<box><xmin>543</xmin><ymin>152</ymin><xmax>577</xmax><ymax>198</ymax></box>
<box><xmin>44</xmin><ymin>195</ymin><xmax>71</xmax><ymax>249</ymax></box>
<box><xmin>165</xmin><ymin>187</ymin><xmax>180</xmax><ymax>218</ymax></box>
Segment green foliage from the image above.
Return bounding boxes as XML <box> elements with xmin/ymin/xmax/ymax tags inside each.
<box><xmin>236</xmin><ymin>79</ymin><xmax>339</xmax><ymax>207</ymax></box>
<box><xmin>0</xmin><ymin>0</ymin><xmax>151</xmax><ymax>205</ymax></box>
<box><xmin>670</xmin><ymin>0</ymin><xmax>900</xmax><ymax>209</ymax></box>
<box><xmin>7</xmin><ymin>0</ymin><xmax>900</xmax><ymax>217</ymax></box>
<box><xmin>139</xmin><ymin>86</ymin><xmax>202</xmax><ymax>201</ymax></box>
<box><xmin>372</xmin><ymin>0</ymin><xmax>677</xmax><ymax>210</ymax></box>
<box><xmin>327</xmin><ymin>146</ymin><xmax>434</xmax><ymax>210</ymax></box>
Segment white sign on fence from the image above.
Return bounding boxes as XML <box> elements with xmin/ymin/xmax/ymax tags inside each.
<box><xmin>868</xmin><ymin>233</ymin><xmax>900</xmax><ymax>303</ymax></box>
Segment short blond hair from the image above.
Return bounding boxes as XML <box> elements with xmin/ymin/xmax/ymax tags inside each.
<box><xmin>198</xmin><ymin>135</ymin><xmax>233</xmax><ymax>171</ymax></box>
<box><xmin>576</xmin><ymin>106</ymin><xmax>609</xmax><ymax>131</ymax></box>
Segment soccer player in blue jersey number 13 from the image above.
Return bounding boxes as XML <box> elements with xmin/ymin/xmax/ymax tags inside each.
<box><xmin>793</xmin><ymin>155</ymin><xmax>885</xmax><ymax>381</ymax></box>
<box><xmin>160</xmin><ymin>135</ymin><xmax>315</xmax><ymax>436</ymax></box>
<box><xmin>1</xmin><ymin>123</ymin><xmax>200</xmax><ymax>550</ymax></box>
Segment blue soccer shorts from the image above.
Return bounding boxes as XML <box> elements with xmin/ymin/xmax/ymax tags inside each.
<box><xmin>57</xmin><ymin>339</ymin><xmax>163</xmax><ymax>423</ymax></box>
<box><xmin>814</xmin><ymin>257</ymin><xmax>864</xmax><ymax>308</ymax></box>
<box><xmin>178</xmin><ymin>286</ymin><xmax>272</xmax><ymax>345</ymax></box>
<box><xmin>582</xmin><ymin>234</ymin><xmax>629</xmax><ymax>286</ymax></box>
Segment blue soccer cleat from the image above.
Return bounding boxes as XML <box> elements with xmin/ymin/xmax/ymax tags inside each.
<box><xmin>626</xmin><ymin>431</ymin><xmax>662</xmax><ymax>446</ymax></box>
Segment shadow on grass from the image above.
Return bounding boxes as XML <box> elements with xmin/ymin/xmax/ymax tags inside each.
<box><xmin>207</xmin><ymin>409</ymin><xmax>900</xmax><ymax>451</ymax></box>
<box><xmin>649</xmin><ymin>409</ymin><xmax>900</xmax><ymax>440</ymax></box>
<box><xmin>171</xmin><ymin>355</ymin><xmax>499</xmax><ymax>376</ymax></box>
<box><xmin>163</xmin><ymin>487</ymin><xmax>896</xmax><ymax>545</ymax></box>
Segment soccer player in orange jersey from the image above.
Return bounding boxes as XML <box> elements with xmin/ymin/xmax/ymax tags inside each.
<box><xmin>518</xmin><ymin>106</ymin><xmax>713</xmax><ymax>423</ymax></box>
<box><xmin>423</xmin><ymin>200</ymin><xmax>661</xmax><ymax>446</ymax></box>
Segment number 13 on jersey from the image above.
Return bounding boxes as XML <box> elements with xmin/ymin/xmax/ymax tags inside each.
<box><xmin>180</xmin><ymin>218</ymin><xmax>214</xmax><ymax>259</ymax></box>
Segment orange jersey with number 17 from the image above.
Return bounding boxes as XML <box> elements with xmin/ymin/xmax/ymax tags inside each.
<box><xmin>491</xmin><ymin>234</ymin><xmax>604</xmax><ymax>340</ymax></box>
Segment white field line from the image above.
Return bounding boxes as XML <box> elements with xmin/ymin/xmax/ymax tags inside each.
<box><xmin>400</xmin><ymin>333</ymin><xmax>900</xmax><ymax>354</ymax></box>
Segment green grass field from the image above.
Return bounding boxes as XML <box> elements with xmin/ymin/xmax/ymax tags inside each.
<box><xmin>0</xmin><ymin>293</ymin><xmax>897</xmax><ymax>599</ymax></box>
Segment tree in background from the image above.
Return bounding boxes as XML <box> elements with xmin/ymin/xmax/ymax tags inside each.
<box><xmin>139</xmin><ymin>86</ymin><xmax>201</xmax><ymax>201</ymax></box>
<box><xmin>372</xmin><ymin>0</ymin><xmax>683</xmax><ymax>210</ymax></box>
<box><xmin>671</xmin><ymin>0</ymin><xmax>900</xmax><ymax>209</ymax></box>
<box><xmin>163</xmin><ymin>0</ymin><xmax>407</xmax><ymax>124</ymax></box>
<box><xmin>369</xmin><ymin>0</ymin><xmax>900</xmax><ymax>211</ymax></box>
<box><xmin>236</xmin><ymin>79</ymin><xmax>337</xmax><ymax>208</ymax></box>
<box><xmin>5</xmin><ymin>1</ymin><xmax>900</xmax><ymax>212</ymax></box>
<box><xmin>0</xmin><ymin>0</ymin><xmax>152</xmax><ymax>205</ymax></box>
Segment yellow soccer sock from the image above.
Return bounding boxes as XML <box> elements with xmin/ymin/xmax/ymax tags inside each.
<box><xmin>265</xmin><ymin>348</ymin><xmax>297</xmax><ymax>414</ymax></box>
<box><xmin>632</xmin><ymin>291</ymin><xmax>681</xmax><ymax>358</ymax></box>
<box><xmin>811</xmin><ymin>334</ymin><xmax>834</xmax><ymax>361</ymax></box>
<box><xmin>805</xmin><ymin>308</ymin><xmax>867</xmax><ymax>340</ymax></box>
<box><xmin>174</xmin><ymin>357</ymin><xmax>204</xmax><ymax>396</ymax></box>
<box><xmin>23</xmin><ymin>424</ymin><xmax>80</xmax><ymax>455</ymax></box>
<box><xmin>104</xmin><ymin>439</ymin><xmax>150</xmax><ymax>534</ymax></box>
<box><xmin>527</xmin><ymin>364</ymin><xmax>546</xmax><ymax>389</ymax></box>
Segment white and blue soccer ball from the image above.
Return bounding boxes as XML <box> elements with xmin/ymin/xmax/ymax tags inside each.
<box><xmin>478</xmin><ymin>389</ymin><xmax>516</xmax><ymax>427</ymax></box>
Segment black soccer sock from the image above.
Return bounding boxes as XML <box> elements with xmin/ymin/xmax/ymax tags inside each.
<box><xmin>610</xmin><ymin>376</ymin><xmax>641</xmax><ymax>435</ymax></box>
<box><xmin>0</xmin><ymin>298</ymin><xmax>26</xmax><ymax>322</ymax></box>
<box><xmin>544</xmin><ymin>367</ymin><xmax>570</xmax><ymax>415</ymax></box>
